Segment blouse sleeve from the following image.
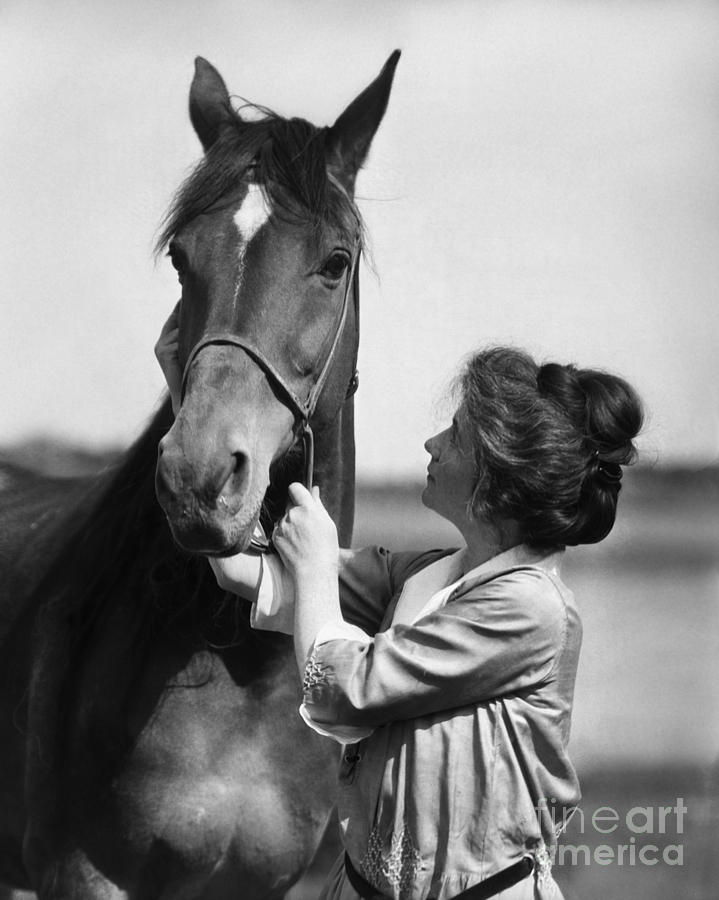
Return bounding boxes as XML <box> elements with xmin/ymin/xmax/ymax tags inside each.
<box><xmin>250</xmin><ymin>546</ymin><xmax>451</xmax><ymax>636</ymax></box>
<box><xmin>299</xmin><ymin>567</ymin><xmax>568</xmax><ymax>743</ymax></box>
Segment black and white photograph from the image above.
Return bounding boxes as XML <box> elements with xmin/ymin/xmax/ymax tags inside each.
<box><xmin>0</xmin><ymin>2</ymin><xmax>717</xmax><ymax>898</ymax></box>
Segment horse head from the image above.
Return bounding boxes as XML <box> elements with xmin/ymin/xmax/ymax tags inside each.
<box><xmin>155</xmin><ymin>52</ymin><xmax>399</xmax><ymax>555</ymax></box>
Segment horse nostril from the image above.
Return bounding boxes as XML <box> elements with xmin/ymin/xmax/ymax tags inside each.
<box><xmin>157</xmin><ymin>434</ymin><xmax>171</xmax><ymax>458</ymax></box>
<box><xmin>155</xmin><ymin>452</ymin><xmax>178</xmax><ymax>509</ymax></box>
<box><xmin>232</xmin><ymin>451</ymin><xmax>248</xmax><ymax>475</ymax></box>
<box><xmin>214</xmin><ymin>451</ymin><xmax>251</xmax><ymax>514</ymax></box>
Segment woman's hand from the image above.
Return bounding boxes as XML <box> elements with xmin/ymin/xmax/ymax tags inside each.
<box><xmin>154</xmin><ymin>301</ymin><xmax>182</xmax><ymax>415</ymax></box>
<box><xmin>275</xmin><ymin>483</ymin><xmax>343</xmax><ymax>677</ymax></box>
<box><xmin>273</xmin><ymin>483</ymin><xmax>339</xmax><ymax>582</ymax></box>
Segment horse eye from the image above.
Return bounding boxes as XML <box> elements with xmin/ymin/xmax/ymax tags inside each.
<box><xmin>320</xmin><ymin>252</ymin><xmax>350</xmax><ymax>282</ymax></box>
<box><xmin>168</xmin><ymin>246</ymin><xmax>186</xmax><ymax>284</ymax></box>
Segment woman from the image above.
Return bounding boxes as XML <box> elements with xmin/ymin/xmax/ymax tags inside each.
<box><xmin>156</xmin><ymin>325</ymin><xmax>643</xmax><ymax>900</ymax></box>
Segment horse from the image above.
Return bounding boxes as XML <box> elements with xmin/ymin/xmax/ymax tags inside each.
<box><xmin>0</xmin><ymin>50</ymin><xmax>400</xmax><ymax>899</ymax></box>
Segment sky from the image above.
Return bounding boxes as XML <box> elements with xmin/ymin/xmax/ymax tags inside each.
<box><xmin>1</xmin><ymin>0</ymin><xmax>718</xmax><ymax>479</ymax></box>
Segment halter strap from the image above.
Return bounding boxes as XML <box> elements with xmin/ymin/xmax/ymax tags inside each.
<box><xmin>180</xmin><ymin>253</ymin><xmax>359</xmax><ymax>427</ymax></box>
<box><xmin>179</xmin><ymin>252</ymin><xmax>359</xmax><ymax>557</ymax></box>
<box><xmin>304</xmin><ymin>255</ymin><xmax>358</xmax><ymax>419</ymax></box>
<box><xmin>181</xmin><ymin>331</ymin><xmax>310</xmax><ymax>422</ymax></box>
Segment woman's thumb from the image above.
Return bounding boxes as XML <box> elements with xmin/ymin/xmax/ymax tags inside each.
<box><xmin>288</xmin><ymin>482</ymin><xmax>311</xmax><ymax>506</ymax></box>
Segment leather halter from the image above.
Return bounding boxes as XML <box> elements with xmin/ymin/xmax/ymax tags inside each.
<box><xmin>179</xmin><ymin>253</ymin><xmax>360</xmax><ymax>551</ymax></box>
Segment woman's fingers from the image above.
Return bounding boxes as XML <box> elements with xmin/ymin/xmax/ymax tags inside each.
<box><xmin>156</xmin><ymin>301</ymin><xmax>181</xmax><ymax>346</ymax></box>
<box><xmin>158</xmin><ymin>315</ymin><xmax>178</xmax><ymax>338</ymax></box>
<box><xmin>154</xmin><ymin>303</ymin><xmax>183</xmax><ymax>416</ymax></box>
<box><xmin>154</xmin><ymin>329</ymin><xmax>179</xmax><ymax>359</ymax></box>
<box><xmin>287</xmin><ymin>482</ymin><xmax>313</xmax><ymax>506</ymax></box>
<box><xmin>286</xmin><ymin>482</ymin><xmax>324</xmax><ymax>507</ymax></box>
<box><xmin>159</xmin><ymin>324</ymin><xmax>179</xmax><ymax>341</ymax></box>
<box><xmin>273</xmin><ymin>481</ymin><xmax>338</xmax><ymax>578</ymax></box>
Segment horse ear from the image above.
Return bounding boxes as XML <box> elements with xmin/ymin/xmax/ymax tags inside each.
<box><xmin>326</xmin><ymin>50</ymin><xmax>401</xmax><ymax>192</ymax></box>
<box><xmin>189</xmin><ymin>57</ymin><xmax>236</xmax><ymax>151</ymax></box>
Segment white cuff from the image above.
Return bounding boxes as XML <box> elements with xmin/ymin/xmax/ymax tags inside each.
<box><xmin>249</xmin><ymin>554</ymin><xmax>295</xmax><ymax>634</ymax></box>
<box><xmin>313</xmin><ymin>620</ymin><xmax>372</xmax><ymax>648</ymax></box>
<box><xmin>298</xmin><ymin>703</ymin><xmax>374</xmax><ymax>745</ymax></box>
<box><xmin>298</xmin><ymin>622</ymin><xmax>375</xmax><ymax>744</ymax></box>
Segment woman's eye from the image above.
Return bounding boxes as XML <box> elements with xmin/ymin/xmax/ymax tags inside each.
<box><xmin>320</xmin><ymin>252</ymin><xmax>350</xmax><ymax>282</ymax></box>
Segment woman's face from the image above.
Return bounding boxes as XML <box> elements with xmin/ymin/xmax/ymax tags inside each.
<box><xmin>422</xmin><ymin>405</ymin><xmax>477</xmax><ymax>529</ymax></box>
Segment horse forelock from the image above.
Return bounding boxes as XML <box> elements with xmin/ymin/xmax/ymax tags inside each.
<box><xmin>156</xmin><ymin>109</ymin><xmax>364</xmax><ymax>255</ymax></box>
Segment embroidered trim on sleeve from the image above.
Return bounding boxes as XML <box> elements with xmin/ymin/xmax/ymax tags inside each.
<box><xmin>302</xmin><ymin>649</ymin><xmax>331</xmax><ymax>703</ymax></box>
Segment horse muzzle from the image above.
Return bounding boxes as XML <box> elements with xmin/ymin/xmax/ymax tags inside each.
<box><xmin>155</xmin><ymin>430</ymin><xmax>261</xmax><ymax>554</ymax></box>
<box><xmin>155</xmin><ymin>344</ymin><xmax>297</xmax><ymax>553</ymax></box>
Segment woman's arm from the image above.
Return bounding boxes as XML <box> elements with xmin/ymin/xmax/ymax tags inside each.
<box><xmin>208</xmin><ymin>553</ymin><xmax>263</xmax><ymax>601</ymax></box>
<box><xmin>272</xmin><ymin>483</ymin><xmax>346</xmax><ymax>676</ymax></box>
<box><xmin>212</xmin><ymin>542</ymin><xmax>430</xmax><ymax>640</ymax></box>
<box><xmin>299</xmin><ymin>568</ymin><xmax>570</xmax><ymax>742</ymax></box>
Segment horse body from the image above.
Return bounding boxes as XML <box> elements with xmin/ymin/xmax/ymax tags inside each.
<box><xmin>0</xmin><ymin>464</ymin><xmax>96</xmax><ymax>887</ymax></box>
<box><xmin>2</xmin><ymin>404</ymin><xmax>340</xmax><ymax>900</ymax></box>
<box><xmin>0</xmin><ymin>52</ymin><xmax>399</xmax><ymax>898</ymax></box>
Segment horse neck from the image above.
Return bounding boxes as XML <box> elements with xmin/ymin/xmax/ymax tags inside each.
<box><xmin>312</xmin><ymin>396</ymin><xmax>355</xmax><ymax>547</ymax></box>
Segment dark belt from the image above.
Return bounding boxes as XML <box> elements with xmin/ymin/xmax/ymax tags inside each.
<box><xmin>344</xmin><ymin>852</ymin><xmax>534</xmax><ymax>900</ymax></box>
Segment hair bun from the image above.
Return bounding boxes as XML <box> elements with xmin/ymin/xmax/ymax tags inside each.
<box><xmin>590</xmin><ymin>453</ymin><xmax>623</xmax><ymax>487</ymax></box>
<box><xmin>576</xmin><ymin>369</ymin><xmax>643</xmax><ymax>465</ymax></box>
<box><xmin>536</xmin><ymin>362</ymin><xmax>586</xmax><ymax>426</ymax></box>
<box><xmin>537</xmin><ymin>362</ymin><xmax>642</xmax><ymax>465</ymax></box>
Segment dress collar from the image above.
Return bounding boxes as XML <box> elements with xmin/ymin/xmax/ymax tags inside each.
<box><xmin>393</xmin><ymin>544</ymin><xmax>564</xmax><ymax>628</ymax></box>
<box><xmin>456</xmin><ymin>543</ymin><xmax>564</xmax><ymax>591</ymax></box>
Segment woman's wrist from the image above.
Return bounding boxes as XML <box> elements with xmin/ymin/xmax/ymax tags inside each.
<box><xmin>290</xmin><ymin>557</ymin><xmax>339</xmax><ymax>583</ymax></box>
<box><xmin>293</xmin><ymin>574</ymin><xmax>343</xmax><ymax>674</ymax></box>
<box><xmin>208</xmin><ymin>553</ymin><xmax>263</xmax><ymax>600</ymax></box>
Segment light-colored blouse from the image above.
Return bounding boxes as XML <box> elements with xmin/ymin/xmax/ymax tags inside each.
<box><xmin>251</xmin><ymin>544</ymin><xmax>582</xmax><ymax>900</ymax></box>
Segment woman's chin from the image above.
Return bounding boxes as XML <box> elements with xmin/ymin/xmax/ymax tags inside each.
<box><xmin>420</xmin><ymin>483</ymin><xmax>433</xmax><ymax>511</ymax></box>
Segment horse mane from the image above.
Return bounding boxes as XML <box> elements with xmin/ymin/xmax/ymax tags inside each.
<box><xmin>30</xmin><ymin>400</ymin><xmax>201</xmax><ymax>641</ymax></box>
<box><xmin>156</xmin><ymin>106</ymin><xmax>364</xmax><ymax>252</ymax></box>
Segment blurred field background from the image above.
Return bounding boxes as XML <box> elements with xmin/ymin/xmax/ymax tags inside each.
<box><xmin>1</xmin><ymin>441</ymin><xmax>716</xmax><ymax>900</ymax></box>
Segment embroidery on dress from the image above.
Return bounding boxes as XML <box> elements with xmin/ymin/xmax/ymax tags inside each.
<box><xmin>532</xmin><ymin>840</ymin><xmax>553</xmax><ymax>885</ymax></box>
<box><xmin>360</xmin><ymin>821</ymin><xmax>422</xmax><ymax>898</ymax></box>
<box><xmin>302</xmin><ymin>649</ymin><xmax>331</xmax><ymax>704</ymax></box>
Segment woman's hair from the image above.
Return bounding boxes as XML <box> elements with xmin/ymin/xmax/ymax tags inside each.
<box><xmin>456</xmin><ymin>346</ymin><xmax>644</xmax><ymax>547</ymax></box>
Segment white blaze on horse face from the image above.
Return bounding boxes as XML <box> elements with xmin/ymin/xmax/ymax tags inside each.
<box><xmin>232</xmin><ymin>183</ymin><xmax>272</xmax><ymax>306</ymax></box>
<box><xmin>234</xmin><ymin>182</ymin><xmax>271</xmax><ymax>245</ymax></box>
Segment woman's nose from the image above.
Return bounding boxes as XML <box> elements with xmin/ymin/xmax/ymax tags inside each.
<box><xmin>424</xmin><ymin>433</ymin><xmax>439</xmax><ymax>456</ymax></box>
